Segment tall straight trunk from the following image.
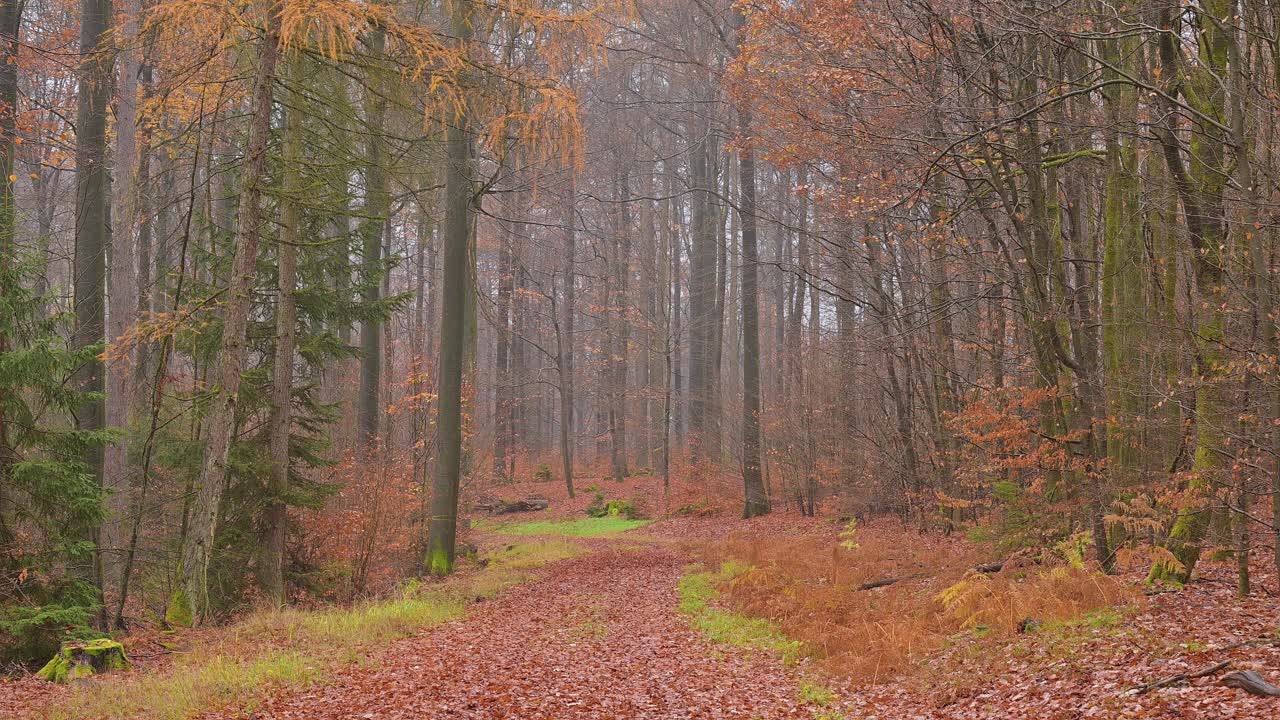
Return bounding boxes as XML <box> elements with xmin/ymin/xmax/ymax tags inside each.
<box><xmin>736</xmin><ymin>106</ymin><xmax>768</xmax><ymax>518</ymax></box>
<box><xmin>512</xmin><ymin>235</ymin><xmax>529</xmax><ymax>459</ymax></box>
<box><xmin>774</xmin><ymin>181</ymin><xmax>787</xmax><ymax>399</ymax></box>
<box><xmin>493</xmin><ymin>198</ymin><xmax>516</xmax><ymax>481</ymax></box>
<box><xmin>789</xmin><ymin>169</ymin><xmax>816</xmax><ymax>514</ymax></box>
<box><xmin>259</xmin><ymin>52</ymin><xmax>302</xmax><ymax>606</ymax></box>
<box><xmin>609</xmin><ymin>168</ymin><xmax>630</xmax><ymax>482</ymax></box>
<box><xmin>0</xmin><ymin>0</ymin><xmax>21</xmax><ymax>546</ymax></box>
<box><xmin>103</xmin><ymin>0</ymin><xmax>141</xmax><ymax>589</ymax></box>
<box><xmin>1229</xmin><ymin>21</ymin><xmax>1258</xmax><ymax>596</ymax></box>
<box><xmin>410</xmin><ymin>183</ymin><xmax>429</xmax><ymax>490</ymax></box>
<box><xmin>74</xmin><ymin>0</ymin><xmax>112</xmax><ymax>627</ymax></box>
<box><xmin>639</xmin><ymin>169</ymin><xmax>657</xmax><ymax>470</ymax></box>
<box><xmin>557</xmin><ymin>167</ymin><xmax>577</xmax><ymax>498</ymax></box>
<box><xmin>358</xmin><ymin>27</ymin><xmax>389</xmax><ymax>450</ymax></box>
<box><xmin>381</xmin><ymin>222</ymin><xmax>395</xmax><ymax>453</ymax></box>
<box><xmin>425</xmin><ymin>1</ymin><xmax>473</xmax><ymax>576</ymax></box>
<box><xmin>666</xmin><ymin>172</ymin><xmax>684</xmax><ymax>446</ymax></box>
<box><xmin>1148</xmin><ymin>0</ymin><xmax>1231</xmax><ymax>585</ymax></box>
<box><xmin>709</xmin><ymin>138</ymin><xmax>727</xmax><ymax>460</ymax></box>
<box><xmin>659</xmin><ymin>167</ymin><xmax>674</xmax><ymax>496</ymax></box>
<box><xmin>687</xmin><ymin>122</ymin><xmax>717</xmax><ymax>462</ymax></box>
<box><xmin>171</xmin><ymin>5</ymin><xmax>280</xmax><ymax>623</ymax></box>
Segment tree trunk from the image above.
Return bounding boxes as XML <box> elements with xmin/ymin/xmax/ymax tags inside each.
<box><xmin>357</xmin><ymin>27</ymin><xmax>389</xmax><ymax>451</ymax></box>
<box><xmin>736</xmin><ymin>105</ymin><xmax>768</xmax><ymax>518</ymax></box>
<box><xmin>425</xmin><ymin>1</ymin><xmax>474</xmax><ymax>576</ymax></box>
<box><xmin>609</xmin><ymin>168</ymin><xmax>630</xmax><ymax>483</ymax></box>
<box><xmin>103</xmin><ymin>0</ymin><xmax>143</xmax><ymax>593</ymax></box>
<box><xmin>557</xmin><ymin>165</ymin><xmax>577</xmax><ymax>499</ymax></box>
<box><xmin>493</xmin><ymin>196</ymin><xmax>516</xmax><ymax>482</ymax></box>
<box><xmin>170</xmin><ymin>4</ymin><xmax>280</xmax><ymax>623</ymax></box>
<box><xmin>0</xmin><ymin>0</ymin><xmax>22</xmax><ymax>547</ymax></box>
<box><xmin>1148</xmin><ymin>0</ymin><xmax>1231</xmax><ymax>585</ymax></box>
<box><xmin>73</xmin><ymin>0</ymin><xmax>112</xmax><ymax>628</ymax></box>
<box><xmin>687</xmin><ymin>121</ymin><xmax>717</xmax><ymax>462</ymax></box>
<box><xmin>258</xmin><ymin>51</ymin><xmax>303</xmax><ymax>607</ymax></box>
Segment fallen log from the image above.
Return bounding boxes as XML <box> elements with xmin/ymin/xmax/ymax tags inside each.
<box><xmin>1129</xmin><ymin>660</ymin><xmax>1231</xmax><ymax>696</ymax></box>
<box><xmin>493</xmin><ymin>496</ymin><xmax>550</xmax><ymax>515</ymax></box>
<box><xmin>1222</xmin><ymin>670</ymin><xmax>1280</xmax><ymax>697</ymax></box>
<box><xmin>857</xmin><ymin>573</ymin><xmax>924</xmax><ymax>591</ymax></box>
<box><xmin>854</xmin><ymin>557</ymin><xmax>1019</xmax><ymax>591</ymax></box>
<box><xmin>473</xmin><ymin>495</ymin><xmax>550</xmax><ymax>515</ymax></box>
<box><xmin>852</xmin><ymin>552</ymin><xmax>1041</xmax><ymax>593</ymax></box>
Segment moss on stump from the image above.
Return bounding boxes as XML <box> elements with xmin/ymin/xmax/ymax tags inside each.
<box><xmin>36</xmin><ymin>639</ymin><xmax>130</xmax><ymax>683</ymax></box>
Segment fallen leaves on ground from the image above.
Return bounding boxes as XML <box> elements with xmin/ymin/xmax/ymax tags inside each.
<box><xmin>231</xmin><ymin>544</ymin><xmax>816</xmax><ymax>719</ymax></box>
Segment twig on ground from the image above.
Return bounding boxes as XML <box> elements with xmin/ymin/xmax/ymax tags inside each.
<box><xmin>1128</xmin><ymin>660</ymin><xmax>1232</xmax><ymax>696</ymax></box>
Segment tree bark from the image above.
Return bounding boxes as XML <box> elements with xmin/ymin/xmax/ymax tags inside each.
<box><xmin>425</xmin><ymin>0</ymin><xmax>474</xmax><ymax>575</ymax></box>
<box><xmin>73</xmin><ymin>0</ymin><xmax>112</xmax><ymax>628</ymax></box>
<box><xmin>0</xmin><ymin>0</ymin><xmax>22</xmax><ymax>547</ymax></box>
<box><xmin>735</xmin><ymin>98</ymin><xmax>768</xmax><ymax>518</ymax></box>
<box><xmin>556</xmin><ymin>164</ymin><xmax>577</xmax><ymax>499</ymax></box>
<box><xmin>357</xmin><ymin>27</ymin><xmax>389</xmax><ymax>450</ymax></box>
<box><xmin>258</xmin><ymin>51</ymin><xmax>303</xmax><ymax>607</ymax></box>
<box><xmin>609</xmin><ymin>167</ymin><xmax>631</xmax><ymax>483</ymax></box>
<box><xmin>171</xmin><ymin>3</ymin><xmax>280</xmax><ymax>623</ymax></box>
<box><xmin>493</xmin><ymin>195</ymin><xmax>517</xmax><ymax>482</ymax></box>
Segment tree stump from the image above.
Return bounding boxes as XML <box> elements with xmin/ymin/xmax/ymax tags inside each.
<box><xmin>36</xmin><ymin>639</ymin><xmax>130</xmax><ymax>683</ymax></box>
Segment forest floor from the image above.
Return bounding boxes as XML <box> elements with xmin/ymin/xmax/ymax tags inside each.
<box><xmin>6</xmin><ymin>477</ymin><xmax>1280</xmax><ymax>719</ymax></box>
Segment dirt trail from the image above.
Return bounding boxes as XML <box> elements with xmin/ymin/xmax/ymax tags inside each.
<box><xmin>238</xmin><ymin>544</ymin><xmax>813</xmax><ymax>719</ymax></box>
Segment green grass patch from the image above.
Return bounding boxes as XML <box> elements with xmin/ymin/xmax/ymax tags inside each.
<box><xmin>1037</xmin><ymin>606</ymin><xmax>1126</xmax><ymax>636</ymax></box>
<box><xmin>798</xmin><ymin>680</ymin><xmax>836</xmax><ymax>706</ymax></box>
<box><xmin>677</xmin><ymin>561</ymin><xmax>803</xmax><ymax>664</ymax></box>
<box><xmin>495</xmin><ymin>516</ymin><xmax>652</xmax><ymax>537</ymax></box>
<box><xmin>49</xmin><ymin>651</ymin><xmax>323</xmax><ymax>720</ymax></box>
<box><xmin>42</xmin><ymin>539</ymin><xmax>582</xmax><ymax>720</ymax></box>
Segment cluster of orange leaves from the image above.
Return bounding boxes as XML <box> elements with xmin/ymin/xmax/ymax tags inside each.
<box><xmin>694</xmin><ymin>521</ymin><xmax>1135</xmax><ymax>684</ymax></box>
<box><xmin>293</xmin><ymin>452</ymin><xmax>422</xmax><ymax>601</ymax></box>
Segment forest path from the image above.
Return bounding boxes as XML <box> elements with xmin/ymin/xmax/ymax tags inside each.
<box><xmin>237</xmin><ymin>542</ymin><xmax>813</xmax><ymax>719</ymax></box>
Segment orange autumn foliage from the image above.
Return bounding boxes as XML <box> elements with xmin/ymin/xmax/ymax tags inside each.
<box><xmin>294</xmin><ymin>453</ymin><xmax>423</xmax><ymax>602</ymax></box>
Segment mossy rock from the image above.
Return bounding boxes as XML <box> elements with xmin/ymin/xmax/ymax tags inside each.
<box><xmin>36</xmin><ymin>639</ymin><xmax>130</xmax><ymax>683</ymax></box>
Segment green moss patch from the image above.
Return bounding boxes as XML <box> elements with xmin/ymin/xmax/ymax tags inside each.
<box><xmin>678</xmin><ymin>562</ymin><xmax>803</xmax><ymax>664</ymax></box>
<box><xmin>494</xmin><ymin>516</ymin><xmax>652</xmax><ymax>537</ymax></box>
<box><xmin>36</xmin><ymin>638</ymin><xmax>130</xmax><ymax>683</ymax></box>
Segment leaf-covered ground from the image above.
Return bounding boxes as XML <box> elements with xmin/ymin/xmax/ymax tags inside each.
<box><xmin>7</xmin><ymin>513</ymin><xmax>1280</xmax><ymax>719</ymax></box>
<box><xmin>230</xmin><ymin>543</ymin><xmax>816</xmax><ymax>719</ymax></box>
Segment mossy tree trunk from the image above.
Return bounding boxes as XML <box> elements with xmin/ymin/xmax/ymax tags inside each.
<box><xmin>0</xmin><ymin>0</ymin><xmax>21</xmax><ymax>545</ymax></box>
<box><xmin>1148</xmin><ymin>0</ymin><xmax>1231</xmax><ymax>585</ymax></box>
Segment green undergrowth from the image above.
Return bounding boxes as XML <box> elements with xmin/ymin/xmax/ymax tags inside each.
<box><xmin>494</xmin><ymin>516</ymin><xmax>653</xmax><ymax>537</ymax></box>
<box><xmin>677</xmin><ymin>561</ymin><xmax>803</xmax><ymax>665</ymax></box>
<box><xmin>1026</xmin><ymin>606</ymin><xmax>1133</xmax><ymax>663</ymax></box>
<box><xmin>42</xmin><ymin>539</ymin><xmax>584</xmax><ymax>720</ymax></box>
